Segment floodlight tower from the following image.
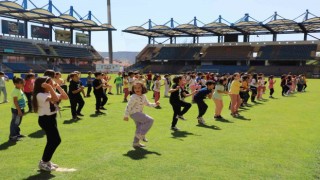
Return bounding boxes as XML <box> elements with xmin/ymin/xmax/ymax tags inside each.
<box><xmin>107</xmin><ymin>0</ymin><xmax>113</xmax><ymax>64</ymax></box>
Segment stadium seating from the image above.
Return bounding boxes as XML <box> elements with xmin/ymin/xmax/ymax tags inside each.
<box><xmin>52</xmin><ymin>45</ymin><xmax>94</xmax><ymax>58</ymax></box>
<box><xmin>0</xmin><ymin>38</ymin><xmax>44</xmax><ymax>55</ymax></box>
<box><xmin>250</xmin><ymin>66</ymin><xmax>316</xmax><ymax>76</ymax></box>
<box><xmin>201</xmin><ymin>46</ymin><xmax>253</xmax><ymax>61</ymax></box>
<box><xmin>143</xmin><ymin>64</ymin><xmax>185</xmax><ymax>73</ymax></box>
<box><xmin>2</xmin><ymin>63</ymin><xmax>31</xmax><ymax>72</ymax></box>
<box><xmin>257</xmin><ymin>44</ymin><xmax>317</xmax><ymax>60</ymax></box>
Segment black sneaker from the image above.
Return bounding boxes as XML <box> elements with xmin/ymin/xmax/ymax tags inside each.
<box><xmin>100</xmin><ymin>107</ymin><xmax>107</xmax><ymax>110</ymax></box>
<box><xmin>72</xmin><ymin>116</ymin><xmax>81</xmax><ymax>120</ymax></box>
<box><xmin>77</xmin><ymin>113</ymin><xmax>84</xmax><ymax>116</ymax></box>
<box><xmin>96</xmin><ymin>110</ymin><xmax>105</xmax><ymax>114</ymax></box>
<box><xmin>171</xmin><ymin>127</ymin><xmax>180</xmax><ymax>131</ymax></box>
<box><xmin>17</xmin><ymin>134</ymin><xmax>26</xmax><ymax>138</ymax></box>
<box><xmin>9</xmin><ymin>136</ymin><xmax>21</xmax><ymax>141</ymax></box>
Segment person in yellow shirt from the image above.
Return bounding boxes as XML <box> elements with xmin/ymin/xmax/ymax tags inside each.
<box><xmin>229</xmin><ymin>73</ymin><xmax>242</xmax><ymax>117</ymax></box>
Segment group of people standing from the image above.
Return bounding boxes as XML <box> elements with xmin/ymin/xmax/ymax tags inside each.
<box><xmin>122</xmin><ymin>71</ymin><xmax>308</xmax><ymax>148</ymax></box>
<box><xmin>0</xmin><ymin>69</ymin><xmax>308</xmax><ymax>171</ymax></box>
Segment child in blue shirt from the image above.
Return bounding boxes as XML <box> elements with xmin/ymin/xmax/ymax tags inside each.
<box><xmin>193</xmin><ymin>80</ymin><xmax>215</xmax><ymax>125</ymax></box>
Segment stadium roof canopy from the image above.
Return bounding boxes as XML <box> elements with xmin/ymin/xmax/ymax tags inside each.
<box><xmin>123</xmin><ymin>11</ymin><xmax>320</xmax><ymax>38</ymax></box>
<box><xmin>0</xmin><ymin>1</ymin><xmax>115</xmax><ymax>31</ymax></box>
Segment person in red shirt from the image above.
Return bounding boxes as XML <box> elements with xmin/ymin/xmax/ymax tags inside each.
<box><xmin>146</xmin><ymin>71</ymin><xmax>152</xmax><ymax>90</ymax></box>
<box><xmin>24</xmin><ymin>73</ymin><xmax>35</xmax><ymax>113</ymax></box>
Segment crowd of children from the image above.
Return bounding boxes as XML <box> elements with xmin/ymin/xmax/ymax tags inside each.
<box><xmin>0</xmin><ymin>69</ymin><xmax>309</xmax><ymax>171</ymax></box>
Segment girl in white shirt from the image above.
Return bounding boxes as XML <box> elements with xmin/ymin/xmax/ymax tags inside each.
<box><xmin>33</xmin><ymin>76</ymin><xmax>68</xmax><ymax>171</ymax></box>
<box><xmin>124</xmin><ymin>82</ymin><xmax>160</xmax><ymax>148</ymax></box>
<box><xmin>153</xmin><ymin>75</ymin><xmax>162</xmax><ymax>107</ymax></box>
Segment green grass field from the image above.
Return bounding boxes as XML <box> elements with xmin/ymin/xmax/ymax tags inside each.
<box><xmin>0</xmin><ymin>75</ymin><xmax>319</xmax><ymax>179</ymax></box>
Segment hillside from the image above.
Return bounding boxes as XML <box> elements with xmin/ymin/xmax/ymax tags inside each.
<box><xmin>99</xmin><ymin>51</ymin><xmax>139</xmax><ymax>64</ymax></box>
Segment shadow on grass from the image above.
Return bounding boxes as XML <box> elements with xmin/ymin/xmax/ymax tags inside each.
<box><xmin>171</xmin><ymin>130</ymin><xmax>198</xmax><ymax>140</ymax></box>
<box><xmin>196</xmin><ymin>123</ymin><xmax>221</xmax><ymax>130</ymax></box>
<box><xmin>28</xmin><ymin>129</ymin><xmax>45</xmax><ymax>138</ymax></box>
<box><xmin>252</xmin><ymin>101</ymin><xmax>263</xmax><ymax>105</ymax></box>
<box><xmin>62</xmin><ymin>106</ymin><xmax>71</xmax><ymax>108</ymax></box>
<box><xmin>89</xmin><ymin>112</ymin><xmax>107</xmax><ymax>118</ymax></box>
<box><xmin>24</xmin><ymin>171</ymin><xmax>55</xmax><ymax>180</ymax></box>
<box><xmin>215</xmin><ymin>118</ymin><xmax>233</xmax><ymax>123</ymax></box>
<box><xmin>63</xmin><ymin>118</ymin><xmax>82</xmax><ymax>124</ymax></box>
<box><xmin>0</xmin><ymin>140</ymin><xmax>17</xmax><ymax>151</ymax></box>
<box><xmin>123</xmin><ymin>148</ymin><xmax>161</xmax><ymax>160</ymax></box>
<box><xmin>234</xmin><ymin>115</ymin><xmax>251</xmax><ymax>121</ymax></box>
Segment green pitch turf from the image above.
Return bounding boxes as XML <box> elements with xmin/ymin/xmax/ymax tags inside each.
<box><xmin>0</xmin><ymin>75</ymin><xmax>319</xmax><ymax>179</ymax></box>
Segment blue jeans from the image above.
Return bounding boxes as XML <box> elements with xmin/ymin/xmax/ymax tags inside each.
<box><xmin>116</xmin><ymin>84</ymin><xmax>123</xmax><ymax>94</ymax></box>
<box><xmin>10</xmin><ymin>108</ymin><xmax>24</xmax><ymax>138</ymax></box>
<box><xmin>0</xmin><ymin>86</ymin><xmax>7</xmax><ymax>102</ymax></box>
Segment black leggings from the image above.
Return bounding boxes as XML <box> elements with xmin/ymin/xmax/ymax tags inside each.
<box><xmin>70</xmin><ymin>97</ymin><xmax>85</xmax><ymax>117</ymax></box>
<box><xmin>196</xmin><ymin>100</ymin><xmax>208</xmax><ymax>118</ymax></box>
<box><xmin>24</xmin><ymin>92</ymin><xmax>33</xmax><ymax>111</ymax></box>
<box><xmin>94</xmin><ymin>93</ymin><xmax>108</xmax><ymax>110</ymax></box>
<box><xmin>87</xmin><ymin>84</ymin><xmax>92</xmax><ymax>96</ymax></box>
<box><xmin>38</xmin><ymin>114</ymin><xmax>61</xmax><ymax>162</ymax></box>
<box><xmin>170</xmin><ymin>101</ymin><xmax>191</xmax><ymax>127</ymax></box>
<box><xmin>269</xmin><ymin>88</ymin><xmax>274</xmax><ymax>96</ymax></box>
<box><xmin>250</xmin><ymin>86</ymin><xmax>257</xmax><ymax>102</ymax></box>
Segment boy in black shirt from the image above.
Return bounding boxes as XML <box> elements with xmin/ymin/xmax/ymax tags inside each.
<box><xmin>93</xmin><ymin>72</ymin><xmax>108</xmax><ymax>114</ymax></box>
<box><xmin>193</xmin><ymin>80</ymin><xmax>215</xmax><ymax>125</ymax></box>
<box><xmin>68</xmin><ymin>73</ymin><xmax>85</xmax><ymax>120</ymax></box>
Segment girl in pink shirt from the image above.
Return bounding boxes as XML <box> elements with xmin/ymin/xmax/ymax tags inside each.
<box><xmin>268</xmin><ymin>75</ymin><xmax>276</xmax><ymax>98</ymax></box>
<box><xmin>24</xmin><ymin>73</ymin><xmax>35</xmax><ymax>112</ymax></box>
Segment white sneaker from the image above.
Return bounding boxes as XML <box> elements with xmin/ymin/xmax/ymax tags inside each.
<box><xmin>197</xmin><ymin>117</ymin><xmax>206</xmax><ymax>125</ymax></box>
<box><xmin>135</xmin><ymin>134</ymin><xmax>144</xmax><ymax>140</ymax></box>
<box><xmin>38</xmin><ymin>160</ymin><xmax>56</xmax><ymax>171</ymax></box>
<box><xmin>49</xmin><ymin>161</ymin><xmax>59</xmax><ymax>168</ymax></box>
<box><xmin>133</xmin><ymin>143</ymin><xmax>146</xmax><ymax>148</ymax></box>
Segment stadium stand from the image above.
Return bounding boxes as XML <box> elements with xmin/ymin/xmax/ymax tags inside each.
<box><xmin>257</xmin><ymin>44</ymin><xmax>317</xmax><ymax>60</ymax></box>
<box><xmin>2</xmin><ymin>63</ymin><xmax>31</xmax><ymax>72</ymax></box>
<box><xmin>52</xmin><ymin>45</ymin><xmax>94</xmax><ymax>58</ymax></box>
<box><xmin>0</xmin><ymin>38</ymin><xmax>43</xmax><ymax>55</ymax></box>
<box><xmin>201</xmin><ymin>46</ymin><xmax>253</xmax><ymax>61</ymax></box>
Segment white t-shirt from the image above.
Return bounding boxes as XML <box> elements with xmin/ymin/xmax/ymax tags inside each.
<box><xmin>250</xmin><ymin>79</ymin><xmax>257</xmax><ymax>87</ymax></box>
<box><xmin>0</xmin><ymin>77</ymin><xmax>6</xmax><ymax>87</ymax></box>
<box><xmin>37</xmin><ymin>92</ymin><xmax>60</xmax><ymax>116</ymax></box>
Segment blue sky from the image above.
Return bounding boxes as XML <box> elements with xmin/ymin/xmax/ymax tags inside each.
<box><xmin>12</xmin><ymin>0</ymin><xmax>320</xmax><ymax>52</ymax></box>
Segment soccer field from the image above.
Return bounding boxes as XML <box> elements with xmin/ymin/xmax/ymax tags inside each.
<box><xmin>0</xmin><ymin>76</ymin><xmax>319</xmax><ymax>179</ymax></box>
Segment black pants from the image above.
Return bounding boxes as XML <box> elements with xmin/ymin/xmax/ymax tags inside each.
<box><xmin>24</xmin><ymin>92</ymin><xmax>33</xmax><ymax>112</ymax></box>
<box><xmin>270</xmin><ymin>88</ymin><xmax>274</xmax><ymax>96</ymax></box>
<box><xmin>94</xmin><ymin>93</ymin><xmax>108</xmax><ymax>111</ymax></box>
<box><xmin>87</xmin><ymin>84</ymin><xmax>92</xmax><ymax>96</ymax></box>
<box><xmin>170</xmin><ymin>101</ymin><xmax>191</xmax><ymax>127</ymax></box>
<box><xmin>196</xmin><ymin>100</ymin><xmax>208</xmax><ymax>118</ymax></box>
<box><xmin>303</xmin><ymin>84</ymin><xmax>307</xmax><ymax>91</ymax></box>
<box><xmin>70</xmin><ymin>96</ymin><xmax>85</xmax><ymax>117</ymax></box>
<box><xmin>240</xmin><ymin>91</ymin><xmax>250</xmax><ymax>103</ymax></box>
<box><xmin>38</xmin><ymin>114</ymin><xmax>61</xmax><ymax>162</ymax></box>
<box><xmin>281</xmin><ymin>85</ymin><xmax>289</xmax><ymax>96</ymax></box>
<box><xmin>297</xmin><ymin>84</ymin><xmax>303</xmax><ymax>92</ymax></box>
<box><xmin>250</xmin><ymin>86</ymin><xmax>257</xmax><ymax>102</ymax></box>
